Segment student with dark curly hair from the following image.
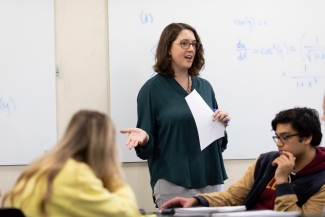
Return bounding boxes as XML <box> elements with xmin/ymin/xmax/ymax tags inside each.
<box><xmin>163</xmin><ymin>107</ymin><xmax>325</xmax><ymax>216</ymax></box>
<box><xmin>121</xmin><ymin>23</ymin><xmax>231</xmax><ymax>209</ymax></box>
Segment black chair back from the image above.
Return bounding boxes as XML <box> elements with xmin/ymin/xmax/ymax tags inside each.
<box><xmin>0</xmin><ymin>208</ymin><xmax>26</xmax><ymax>217</ymax></box>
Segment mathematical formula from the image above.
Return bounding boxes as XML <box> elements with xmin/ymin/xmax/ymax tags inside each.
<box><xmin>140</xmin><ymin>13</ymin><xmax>325</xmax><ymax>89</ymax></box>
<box><xmin>236</xmin><ymin>35</ymin><xmax>325</xmax><ymax>62</ymax></box>
<box><xmin>236</xmin><ymin>40</ymin><xmax>294</xmax><ymax>60</ymax></box>
<box><xmin>235</xmin><ymin>33</ymin><xmax>325</xmax><ymax>88</ymax></box>
<box><xmin>292</xmin><ymin>76</ymin><xmax>324</xmax><ymax>89</ymax></box>
<box><xmin>234</xmin><ymin>16</ymin><xmax>268</xmax><ymax>33</ymax></box>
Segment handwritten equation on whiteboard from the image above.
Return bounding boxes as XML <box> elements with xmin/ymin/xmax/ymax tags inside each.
<box><xmin>139</xmin><ymin>13</ymin><xmax>324</xmax><ymax>88</ymax></box>
<box><xmin>0</xmin><ymin>97</ymin><xmax>16</xmax><ymax>116</ymax></box>
<box><xmin>236</xmin><ymin>40</ymin><xmax>295</xmax><ymax>60</ymax></box>
<box><xmin>233</xmin><ymin>16</ymin><xmax>268</xmax><ymax>33</ymax></box>
<box><xmin>235</xmin><ymin>34</ymin><xmax>325</xmax><ymax>88</ymax></box>
<box><xmin>236</xmin><ymin>35</ymin><xmax>325</xmax><ymax>61</ymax></box>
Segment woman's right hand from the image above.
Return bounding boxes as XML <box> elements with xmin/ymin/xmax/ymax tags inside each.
<box><xmin>120</xmin><ymin>128</ymin><xmax>149</xmax><ymax>150</ymax></box>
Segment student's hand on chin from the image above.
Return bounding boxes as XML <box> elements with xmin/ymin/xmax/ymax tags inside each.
<box><xmin>272</xmin><ymin>151</ymin><xmax>295</xmax><ymax>184</ymax></box>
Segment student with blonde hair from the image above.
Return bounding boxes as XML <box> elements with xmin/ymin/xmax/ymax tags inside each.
<box><xmin>2</xmin><ymin>110</ymin><xmax>139</xmax><ymax>217</ymax></box>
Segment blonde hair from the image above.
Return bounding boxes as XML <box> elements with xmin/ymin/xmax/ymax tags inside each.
<box><xmin>2</xmin><ymin>110</ymin><xmax>124</xmax><ymax>216</ymax></box>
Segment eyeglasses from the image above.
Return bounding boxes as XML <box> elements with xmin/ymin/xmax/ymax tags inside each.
<box><xmin>172</xmin><ymin>41</ymin><xmax>201</xmax><ymax>50</ymax></box>
<box><xmin>272</xmin><ymin>133</ymin><xmax>299</xmax><ymax>144</ymax></box>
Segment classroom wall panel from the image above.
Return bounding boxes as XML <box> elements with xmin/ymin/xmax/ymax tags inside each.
<box><xmin>0</xmin><ymin>0</ymin><xmax>56</xmax><ymax>165</ymax></box>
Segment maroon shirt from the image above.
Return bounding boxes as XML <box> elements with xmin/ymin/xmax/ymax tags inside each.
<box><xmin>253</xmin><ymin>177</ymin><xmax>276</xmax><ymax>210</ymax></box>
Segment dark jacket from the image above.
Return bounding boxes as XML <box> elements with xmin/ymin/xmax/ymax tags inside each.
<box><xmin>196</xmin><ymin>147</ymin><xmax>325</xmax><ymax>214</ymax></box>
<box><xmin>244</xmin><ymin>149</ymin><xmax>325</xmax><ymax>209</ymax></box>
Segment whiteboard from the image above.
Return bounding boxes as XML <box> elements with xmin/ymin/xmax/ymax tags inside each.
<box><xmin>0</xmin><ymin>0</ymin><xmax>56</xmax><ymax>165</ymax></box>
<box><xmin>108</xmin><ymin>0</ymin><xmax>325</xmax><ymax>162</ymax></box>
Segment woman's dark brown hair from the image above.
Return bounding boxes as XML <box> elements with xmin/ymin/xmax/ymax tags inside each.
<box><xmin>153</xmin><ymin>23</ymin><xmax>205</xmax><ymax>77</ymax></box>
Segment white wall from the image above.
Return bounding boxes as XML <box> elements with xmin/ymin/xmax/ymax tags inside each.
<box><xmin>0</xmin><ymin>0</ymin><xmax>254</xmax><ymax>213</ymax></box>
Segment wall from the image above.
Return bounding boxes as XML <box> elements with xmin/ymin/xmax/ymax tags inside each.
<box><xmin>0</xmin><ymin>0</ymin><xmax>254</xmax><ymax>213</ymax></box>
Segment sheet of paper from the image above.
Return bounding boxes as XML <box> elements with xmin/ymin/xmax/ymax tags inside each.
<box><xmin>174</xmin><ymin>207</ymin><xmax>299</xmax><ymax>217</ymax></box>
<box><xmin>174</xmin><ymin>206</ymin><xmax>246</xmax><ymax>216</ymax></box>
<box><xmin>212</xmin><ymin>210</ymin><xmax>300</xmax><ymax>217</ymax></box>
<box><xmin>185</xmin><ymin>89</ymin><xmax>225</xmax><ymax>150</ymax></box>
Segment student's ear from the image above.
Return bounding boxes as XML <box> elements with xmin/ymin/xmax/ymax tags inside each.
<box><xmin>304</xmin><ymin>135</ymin><xmax>313</xmax><ymax>145</ymax></box>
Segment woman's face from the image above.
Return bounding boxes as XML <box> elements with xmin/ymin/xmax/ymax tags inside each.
<box><xmin>169</xmin><ymin>29</ymin><xmax>196</xmax><ymax>74</ymax></box>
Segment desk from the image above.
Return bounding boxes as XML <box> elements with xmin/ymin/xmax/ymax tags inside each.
<box><xmin>155</xmin><ymin>214</ymin><xmax>320</xmax><ymax>217</ymax></box>
<box><xmin>147</xmin><ymin>213</ymin><xmax>325</xmax><ymax>217</ymax></box>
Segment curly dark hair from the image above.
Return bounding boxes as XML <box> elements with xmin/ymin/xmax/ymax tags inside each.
<box><xmin>153</xmin><ymin>23</ymin><xmax>205</xmax><ymax>77</ymax></box>
<box><xmin>271</xmin><ymin>107</ymin><xmax>322</xmax><ymax>147</ymax></box>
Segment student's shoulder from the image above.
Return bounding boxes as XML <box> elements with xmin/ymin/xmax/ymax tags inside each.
<box><xmin>259</xmin><ymin>151</ymin><xmax>280</xmax><ymax>158</ymax></box>
<box><xmin>257</xmin><ymin>151</ymin><xmax>280</xmax><ymax>165</ymax></box>
<box><xmin>58</xmin><ymin>159</ymin><xmax>99</xmax><ymax>184</ymax></box>
<box><xmin>63</xmin><ymin>158</ymin><xmax>91</xmax><ymax>171</ymax></box>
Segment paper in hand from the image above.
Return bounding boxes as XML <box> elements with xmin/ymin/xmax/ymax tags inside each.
<box><xmin>185</xmin><ymin>89</ymin><xmax>225</xmax><ymax>150</ymax></box>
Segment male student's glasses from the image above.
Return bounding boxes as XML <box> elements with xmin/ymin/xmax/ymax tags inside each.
<box><xmin>272</xmin><ymin>133</ymin><xmax>299</xmax><ymax>144</ymax></box>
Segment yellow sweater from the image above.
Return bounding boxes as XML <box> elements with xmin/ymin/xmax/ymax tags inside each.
<box><xmin>5</xmin><ymin>159</ymin><xmax>139</xmax><ymax>217</ymax></box>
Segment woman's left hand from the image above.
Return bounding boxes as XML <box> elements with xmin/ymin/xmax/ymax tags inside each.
<box><xmin>120</xmin><ymin>128</ymin><xmax>149</xmax><ymax>149</ymax></box>
<box><xmin>213</xmin><ymin>109</ymin><xmax>231</xmax><ymax>127</ymax></box>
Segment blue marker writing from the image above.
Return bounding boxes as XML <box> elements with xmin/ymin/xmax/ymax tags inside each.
<box><xmin>213</xmin><ymin>109</ymin><xmax>230</xmax><ymax>125</ymax></box>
